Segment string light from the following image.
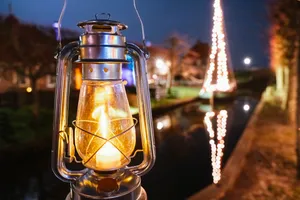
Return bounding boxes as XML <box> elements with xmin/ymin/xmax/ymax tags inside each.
<box><xmin>200</xmin><ymin>0</ymin><xmax>235</xmax><ymax>96</ymax></box>
<box><xmin>204</xmin><ymin>110</ymin><xmax>228</xmax><ymax>184</ymax></box>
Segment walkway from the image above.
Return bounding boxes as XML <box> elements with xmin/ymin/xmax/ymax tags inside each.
<box><xmin>221</xmin><ymin>102</ymin><xmax>299</xmax><ymax>199</ymax></box>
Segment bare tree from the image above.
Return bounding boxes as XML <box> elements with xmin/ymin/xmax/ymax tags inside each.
<box><xmin>0</xmin><ymin>15</ymin><xmax>57</xmax><ymax>116</ymax></box>
<box><xmin>164</xmin><ymin>33</ymin><xmax>191</xmax><ymax>93</ymax></box>
<box><xmin>181</xmin><ymin>40</ymin><xmax>210</xmax><ymax>79</ymax></box>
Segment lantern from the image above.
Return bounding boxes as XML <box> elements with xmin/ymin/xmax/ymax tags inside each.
<box><xmin>51</xmin><ymin>16</ymin><xmax>156</xmax><ymax>200</ymax></box>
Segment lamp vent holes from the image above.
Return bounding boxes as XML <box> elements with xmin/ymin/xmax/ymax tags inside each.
<box><xmin>103</xmin><ymin>68</ymin><xmax>109</xmax><ymax>73</ymax></box>
<box><xmin>92</xmin><ymin>25</ymin><xmax>112</xmax><ymax>33</ymax></box>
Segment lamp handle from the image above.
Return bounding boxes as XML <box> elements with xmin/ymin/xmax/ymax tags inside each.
<box><xmin>52</xmin><ymin>41</ymin><xmax>88</xmax><ymax>182</ymax></box>
<box><xmin>125</xmin><ymin>43</ymin><xmax>156</xmax><ymax>176</ymax></box>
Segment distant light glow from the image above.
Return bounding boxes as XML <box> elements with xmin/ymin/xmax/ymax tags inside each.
<box><xmin>166</xmin><ymin>61</ymin><xmax>171</xmax><ymax>67</ymax></box>
<box><xmin>243</xmin><ymin>104</ymin><xmax>250</xmax><ymax>111</ymax></box>
<box><xmin>156</xmin><ymin>59</ymin><xmax>165</xmax><ymax>69</ymax></box>
<box><xmin>155</xmin><ymin>59</ymin><xmax>169</xmax><ymax>75</ymax></box>
<box><xmin>155</xmin><ymin>116</ymin><xmax>171</xmax><ymax>131</ymax></box>
<box><xmin>157</xmin><ymin>122</ymin><xmax>164</xmax><ymax>130</ymax></box>
<box><xmin>145</xmin><ymin>41</ymin><xmax>152</xmax><ymax>47</ymax></box>
<box><xmin>243</xmin><ymin>57</ymin><xmax>251</xmax><ymax>65</ymax></box>
<box><xmin>26</xmin><ymin>87</ymin><xmax>32</xmax><ymax>93</ymax></box>
<box><xmin>122</xmin><ymin>68</ymin><xmax>135</xmax><ymax>86</ymax></box>
<box><xmin>52</xmin><ymin>22</ymin><xmax>61</xmax><ymax>41</ymax></box>
<box><xmin>52</xmin><ymin>22</ymin><xmax>59</xmax><ymax>28</ymax></box>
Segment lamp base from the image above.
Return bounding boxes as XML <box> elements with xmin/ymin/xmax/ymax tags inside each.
<box><xmin>66</xmin><ymin>187</ymin><xmax>146</xmax><ymax>200</ymax></box>
<box><xmin>66</xmin><ymin>169</ymin><xmax>147</xmax><ymax>200</ymax></box>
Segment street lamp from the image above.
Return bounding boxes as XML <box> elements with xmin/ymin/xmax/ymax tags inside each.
<box><xmin>26</xmin><ymin>87</ymin><xmax>32</xmax><ymax>93</ymax></box>
<box><xmin>52</xmin><ymin>17</ymin><xmax>156</xmax><ymax>200</ymax></box>
<box><xmin>243</xmin><ymin>104</ymin><xmax>250</xmax><ymax>112</ymax></box>
<box><xmin>243</xmin><ymin>57</ymin><xmax>252</xmax><ymax>66</ymax></box>
<box><xmin>155</xmin><ymin>58</ymin><xmax>169</xmax><ymax>76</ymax></box>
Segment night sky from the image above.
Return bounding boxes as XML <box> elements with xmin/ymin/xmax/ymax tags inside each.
<box><xmin>0</xmin><ymin>0</ymin><xmax>269</xmax><ymax>69</ymax></box>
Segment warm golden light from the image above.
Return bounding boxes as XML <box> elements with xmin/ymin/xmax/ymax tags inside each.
<box><xmin>200</xmin><ymin>0</ymin><xmax>236</xmax><ymax>96</ymax></box>
<box><xmin>155</xmin><ymin>115</ymin><xmax>171</xmax><ymax>131</ymax></box>
<box><xmin>74</xmin><ymin>67</ymin><xmax>82</xmax><ymax>90</ymax></box>
<box><xmin>92</xmin><ymin>105</ymin><xmax>122</xmax><ymax>169</ymax></box>
<box><xmin>204</xmin><ymin>110</ymin><xmax>228</xmax><ymax>184</ymax></box>
<box><xmin>75</xmin><ymin>80</ymin><xmax>136</xmax><ymax>171</ymax></box>
<box><xmin>26</xmin><ymin>87</ymin><xmax>32</xmax><ymax>93</ymax></box>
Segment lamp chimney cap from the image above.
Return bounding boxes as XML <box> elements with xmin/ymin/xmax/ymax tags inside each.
<box><xmin>77</xmin><ymin>19</ymin><xmax>128</xmax><ymax>31</ymax></box>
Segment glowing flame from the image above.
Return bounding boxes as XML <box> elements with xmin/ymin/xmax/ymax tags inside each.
<box><xmin>92</xmin><ymin>92</ymin><xmax>122</xmax><ymax>170</ymax></box>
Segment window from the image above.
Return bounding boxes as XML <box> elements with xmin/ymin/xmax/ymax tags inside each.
<box><xmin>46</xmin><ymin>75</ymin><xmax>56</xmax><ymax>88</ymax></box>
<box><xmin>18</xmin><ymin>74</ymin><xmax>30</xmax><ymax>87</ymax></box>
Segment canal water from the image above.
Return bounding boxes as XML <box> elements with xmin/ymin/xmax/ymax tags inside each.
<box><xmin>0</xmin><ymin>97</ymin><xmax>257</xmax><ymax>200</ymax></box>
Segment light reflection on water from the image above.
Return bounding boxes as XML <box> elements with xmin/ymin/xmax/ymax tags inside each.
<box><xmin>0</xmin><ymin>97</ymin><xmax>256</xmax><ymax>200</ymax></box>
<box><xmin>204</xmin><ymin>110</ymin><xmax>228</xmax><ymax>184</ymax></box>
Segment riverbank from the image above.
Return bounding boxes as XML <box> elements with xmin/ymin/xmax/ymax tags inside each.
<box><xmin>220</xmin><ymin>101</ymin><xmax>300</xmax><ymax>199</ymax></box>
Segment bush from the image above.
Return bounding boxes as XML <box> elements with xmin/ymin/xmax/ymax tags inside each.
<box><xmin>0</xmin><ymin>106</ymin><xmax>53</xmax><ymax>147</ymax></box>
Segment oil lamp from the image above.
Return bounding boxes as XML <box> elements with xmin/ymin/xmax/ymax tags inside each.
<box><xmin>52</xmin><ymin>16</ymin><xmax>156</xmax><ymax>200</ymax></box>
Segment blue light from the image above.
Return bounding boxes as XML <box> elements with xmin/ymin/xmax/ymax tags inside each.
<box><xmin>122</xmin><ymin>55</ymin><xmax>136</xmax><ymax>86</ymax></box>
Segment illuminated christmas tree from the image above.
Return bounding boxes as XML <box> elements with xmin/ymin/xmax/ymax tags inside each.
<box><xmin>200</xmin><ymin>0</ymin><xmax>236</xmax><ymax>99</ymax></box>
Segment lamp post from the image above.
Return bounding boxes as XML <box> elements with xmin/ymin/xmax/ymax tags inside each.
<box><xmin>52</xmin><ymin>16</ymin><xmax>156</xmax><ymax>200</ymax></box>
<box><xmin>243</xmin><ymin>57</ymin><xmax>251</xmax><ymax>67</ymax></box>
